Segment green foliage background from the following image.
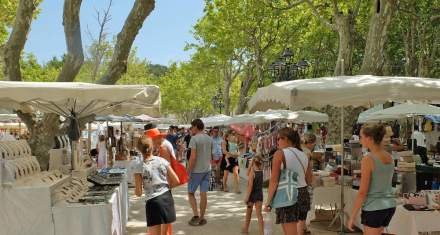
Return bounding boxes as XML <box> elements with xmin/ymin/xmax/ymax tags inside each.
<box><xmin>1</xmin><ymin>0</ymin><xmax>440</xmax><ymax>122</ymax></box>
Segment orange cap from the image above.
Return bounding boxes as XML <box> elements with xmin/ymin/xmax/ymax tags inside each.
<box><xmin>144</xmin><ymin>128</ymin><xmax>167</xmax><ymax>139</ymax></box>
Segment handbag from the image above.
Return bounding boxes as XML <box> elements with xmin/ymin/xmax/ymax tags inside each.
<box><xmin>170</xmin><ymin>157</ymin><xmax>189</xmax><ymax>185</ymax></box>
<box><xmin>271</xmin><ymin>148</ymin><xmax>307</xmax><ymax>209</ymax></box>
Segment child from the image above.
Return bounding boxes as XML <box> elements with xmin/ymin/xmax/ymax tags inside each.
<box><xmin>242</xmin><ymin>155</ymin><xmax>264</xmax><ymax>234</ymax></box>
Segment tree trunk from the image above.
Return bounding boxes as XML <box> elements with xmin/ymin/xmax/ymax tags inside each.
<box><xmin>334</xmin><ymin>15</ymin><xmax>355</xmax><ymax>76</ymax></box>
<box><xmin>255</xmin><ymin>52</ymin><xmax>264</xmax><ymax>87</ymax></box>
<box><xmin>2</xmin><ymin>0</ymin><xmax>38</xmax><ymax>81</ymax></box>
<box><xmin>360</xmin><ymin>0</ymin><xmax>397</xmax><ymax>75</ymax></box>
<box><xmin>236</xmin><ymin>66</ymin><xmax>255</xmax><ymax>114</ymax></box>
<box><xmin>17</xmin><ymin>112</ymin><xmax>62</xmax><ymax>170</ymax></box>
<box><xmin>97</xmin><ymin>0</ymin><xmax>155</xmax><ymax>85</ymax></box>
<box><xmin>223</xmin><ymin>71</ymin><xmax>233</xmax><ymax>115</ymax></box>
<box><xmin>418</xmin><ymin>25</ymin><xmax>439</xmax><ymax>77</ymax></box>
<box><xmin>57</xmin><ymin>0</ymin><xmax>84</xmax><ymax>82</ymax></box>
<box><xmin>403</xmin><ymin>20</ymin><xmax>418</xmax><ymax>76</ymax></box>
<box><xmin>321</xmin><ymin>106</ymin><xmax>364</xmax><ymax>144</ymax></box>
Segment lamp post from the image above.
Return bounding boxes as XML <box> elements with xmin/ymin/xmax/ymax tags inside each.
<box><xmin>211</xmin><ymin>88</ymin><xmax>224</xmax><ymax>114</ymax></box>
<box><xmin>268</xmin><ymin>48</ymin><xmax>310</xmax><ymax>83</ymax></box>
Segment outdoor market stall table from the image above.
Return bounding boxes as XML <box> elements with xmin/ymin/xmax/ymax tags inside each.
<box><xmin>342</xmin><ymin>188</ymin><xmax>440</xmax><ymax>235</ymax></box>
<box><xmin>0</xmin><ymin>175</ymin><xmax>71</xmax><ymax>235</ymax></box>
<box><xmin>52</xmin><ymin>173</ymin><xmax>128</xmax><ymax>235</ymax></box>
<box><xmin>387</xmin><ymin>206</ymin><xmax>440</xmax><ymax>235</ymax></box>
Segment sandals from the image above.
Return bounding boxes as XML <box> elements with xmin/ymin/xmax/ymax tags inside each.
<box><xmin>198</xmin><ymin>218</ymin><xmax>207</xmax><ymax>226</ymax></box>
<box><xmin>188</xmin><ymin>216</ymin><xmax>200</xmax><ymax>226</ymax></box>
<box><xmin>188</xmin><ymin>216</ymin><xmax>207</xmax><ymax>226</ymax></box>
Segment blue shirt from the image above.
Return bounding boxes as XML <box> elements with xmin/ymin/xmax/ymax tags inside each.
<box><xmin>212</xmin><ymin>136</ymin><xmax>223</xmax><ymax>159</ymax></box>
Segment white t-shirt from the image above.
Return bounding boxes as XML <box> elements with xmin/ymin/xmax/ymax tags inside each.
<box><xmin>411</xmin><ymin>131</ymin><xmax>426</xmax><ymax>147</ymax></box>
<box><xmin>162</xmin><ymin>139</ymin><xmax>176</xmax><ymax>159</ymax></box>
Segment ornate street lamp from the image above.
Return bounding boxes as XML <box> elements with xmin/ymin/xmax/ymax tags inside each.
<box><xmin>211</xmin><ymin>88</ymin><xmax>224</xmax><ymax>114</ymax></box>
<box><xmin>268</xmin><ymin>48</ymin><xmax>310</xmax><ymax>84</ymax></box>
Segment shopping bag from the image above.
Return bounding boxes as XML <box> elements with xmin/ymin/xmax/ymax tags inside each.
<box><xmin>170</xmin><ymin>157</ymin><xmax>189</xmax><ymax>185</ymax></box>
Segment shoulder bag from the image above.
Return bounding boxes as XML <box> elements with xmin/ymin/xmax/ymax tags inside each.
<box><xmin>271</xmin><ymin>148</ymin><xmax>306</xmax><ymax>209</ymax></box>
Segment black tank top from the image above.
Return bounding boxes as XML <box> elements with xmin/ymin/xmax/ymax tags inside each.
<box><xmin>252</xmin><ymin>170</ymin><xmax>263</xmax><ymax>193</ymax></box>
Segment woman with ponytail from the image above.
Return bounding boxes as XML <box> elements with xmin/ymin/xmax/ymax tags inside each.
<box><xmin>347</xmin><ymin>123</ymin><xmax>396</xmax><ymax>234</ymax></box>
<box><xmin>134</xmin><ymin>137</ymin><xmax>180</xmax><ymax>235</ymax></box>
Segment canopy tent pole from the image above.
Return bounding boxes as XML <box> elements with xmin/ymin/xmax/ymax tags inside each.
<box><xmin>340</xmin><ymin>107</ymin><xmax>345</xmax><ymax>234</ymax></box>
<box><xmin>87</xmin><ymin>122</ymin><xmax>92</xmax><ymax>155</ymax></box>
<box><xmin>412</xmin><ymin>116</ymin><xmax>415</xmax><ymax>152</ymax></box>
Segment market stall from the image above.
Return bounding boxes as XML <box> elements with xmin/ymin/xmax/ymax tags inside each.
<box><xmin>0</xmin><ymin>81</ymin><xmax>161</xmax><ymax>235</ymax></box>
<box><xmin>248</xmin><ymin>75</ymin><xmax>440</xmax><ymax>233</ymax></box>
<box><xmin>225</xmin><ymin>110</ymin><xmax>329</xmax><ymax>181</ymax></box>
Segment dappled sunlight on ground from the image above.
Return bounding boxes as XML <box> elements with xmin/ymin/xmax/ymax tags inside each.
<box><xmin>126</xmin><ymin>178</ymin><xmax>363</xmax><ymax>235</ymax></box>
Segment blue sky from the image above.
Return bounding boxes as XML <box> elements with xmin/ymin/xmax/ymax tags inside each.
<box><xmin>24</xmin><ymin>0</ymin><xmax>205</xmax><ymax>66</ymax></box>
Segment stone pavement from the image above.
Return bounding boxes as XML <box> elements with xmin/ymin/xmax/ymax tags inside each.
<box><xmin>126</xmin><ymin>176</ymin><xmax>363</xmax><ymax>235</ymax></box>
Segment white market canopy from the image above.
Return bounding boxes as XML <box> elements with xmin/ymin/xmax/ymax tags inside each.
<box><xmin>248</xmin><ymin>75</ymin><xmax>440</xmax><ymax>112</ymax></box>
<box><xmin>254</xmin><ymin>110</ymin><xmax>329</xmax><ymax>123</ymax></box>
<box><xmin>360</xmin><ymin>103</ymin><xmax>440</xmax><ymax>123</ymax></box>
<box><xmin>0</xmin><ymin>109</ymin><xmax>19</xmax><ymax>122</ymax></box>
<box><xmin>0</xmin><ymin>114</ymin><xmax>19</xmax><ymax>122</ymax></box>
<box><xmin>357</xmin><ymin>104</ymin><xmax>384</xmax><ymax>123</ymax></box>
<box><xmin>201</xmin><ymin>114</ymin><xmax>232</xmax><ymax>127</ymax></box>
<box><xmin>225</xmin><ymin>113</ymin><xmax>263</xmax><ymax>125</ymax></box>
<box><xmin>225</xmin><ymin>110</ymin><xmax>328</xmax><ymax>125</ymax></box>
<box><xmin>0</xmin><ymin>81</ymin><xmax>161</xmax><ymax>118</ymax></box>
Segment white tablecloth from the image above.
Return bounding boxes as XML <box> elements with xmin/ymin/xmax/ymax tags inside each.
<box><xmin>52</xmin><ymin>202</ymin><xmax>113</xmax><ymax>235</ymax></box>
<box><xmin>388</xmin><ymin>206</ymin><xmax>440</xmax><ymax>235</ymax></box>
<box><xmin>52</xmin><ymin>180</ymin><xmax>128</xmax><ymax>235</ymax></box>
<box><xmin>307</xmin><ymin>185</ymin><xmax>354</xmax><ymax>225</ymax></box>
<box><xmin>53</xmin><ymin>190</ymin><xmax>125</xmax><ymax>235</ymax></box>
<box><xmin>0</xmin><ymin>185</ymin><xmax>55</xmax><ymax>235</ymax></box>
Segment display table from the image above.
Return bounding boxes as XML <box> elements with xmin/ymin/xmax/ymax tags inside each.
<box><xmin>342</xmin><ymin>188</ymin><xmax>440</xmax><ymax>235</ymax></box>
<box><xmin>307</xmin><ymin>186</ymin><xmax>354</xmax><ymax>225</ymax></box>
<box><xmin>0</xmin><ymin>174</ymin><xmax>71</xmax><ymax>235</ymax></box>
<box><xmin>52</xmin><ymin>180</ymin><xmax>128</xmax><ymax>235</ymax></box>
<box><xmin>388</xmin><ymin>206</ymin><xmax>440</xmax><ymax>235</ymax></box>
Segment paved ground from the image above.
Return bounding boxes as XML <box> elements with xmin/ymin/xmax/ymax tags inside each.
<box><xmin>126</xmin><ymin>175</ymin><xmax>363</xmax><ymax>235</ymax></box>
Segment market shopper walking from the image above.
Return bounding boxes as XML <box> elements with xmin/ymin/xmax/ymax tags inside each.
<box><xmin>145</xmin><ymin>127</ymin><xmax>176</xmax><ymax>162</ymax></box>
<box><xmin>264</xmin><ymin>128</ymin><xmax>313</xmax><ymax>235</ymax></box>
<box><xmin>242</xmin><ymin>155</ymin><xmax>264</xmax><ymax>235</ymax></box>
<box><xmin>347</xmin><ymin>123</ymin><xmax>396</xmax><ymax>235</ymax></box>
<box><xmin>187</xmin><ymin>119</ymin><xmax>213</xmax><ymax>226</ymax></box>
<box><xmin>221</xmin><ymin>131</ymin><xmax>241</xmax><ymax>193</ymax></box>
<box><xmin>211</xmin><ymin>126</ymin><xmax>223</xmax><ymax>184</ymax></box>
<box><xmin>134</xmin><ymin>137</ymin><xmax>180</xmax><ymax>235</ymax></box>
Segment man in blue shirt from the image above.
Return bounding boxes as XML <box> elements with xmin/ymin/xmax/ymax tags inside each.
<box><xmin>166</xmin><ymin>125</ymin><xmax>179</xmax><ymax>155</ymax></box>
<box><xmin>211</xmin><ymin>126</ymin><xmax>223</xmax><ymax>184</ymax></box>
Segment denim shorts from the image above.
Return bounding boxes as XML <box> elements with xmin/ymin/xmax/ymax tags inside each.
<box><xmin>188</xmin><ymin>172</ymin><xmax>210</xmax><ymax>193</ymax></box>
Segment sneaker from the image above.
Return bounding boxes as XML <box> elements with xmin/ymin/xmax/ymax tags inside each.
<box><xmin>188</xmin><ymin>216</ymin><xmax>200</xmax><ymax>226</ymax></box>
<box><xmin>198</xmin><ymin>218</ymin><xmax>207</xmax><ymax>226</ymax></box>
